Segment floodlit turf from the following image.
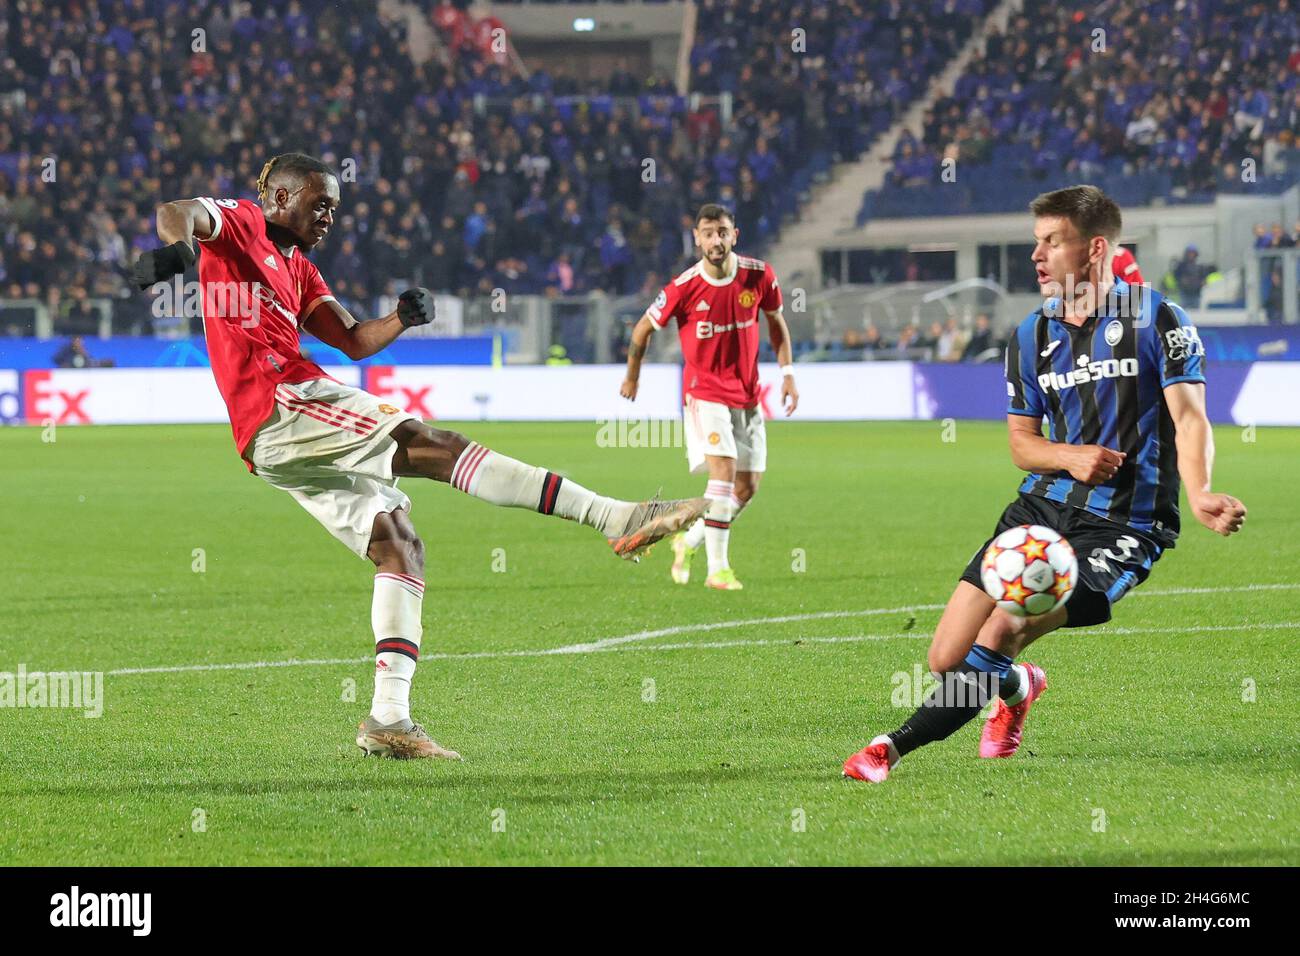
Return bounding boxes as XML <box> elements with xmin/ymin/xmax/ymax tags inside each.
<box><xmin>1</xmin><ymin>419</ymin><xmax>1297</xmax><ymax>866</ymax></box>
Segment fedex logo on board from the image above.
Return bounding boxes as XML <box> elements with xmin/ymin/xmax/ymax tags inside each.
<box><xmin>24</xmin><ymin>370</ymin><xmax>91</xmax><ymax>424</ymax></box>
<box><xmin>364</xmin><ymin>365</ymin><xmax>435</xmax><ymax>419</ymax></box>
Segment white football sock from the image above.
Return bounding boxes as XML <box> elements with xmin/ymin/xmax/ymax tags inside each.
<box><xmin>1001</xmin><ymin>664</ymin><xmax>1030</xmax><ymax>707</ymax></box>
<box><xmin>703</xmin><ymin>479</ymin><xmax>735</xmax><ymax>575</ymax></box>
<box><xmin>450</xmin><ymin>441</ymin><xmax>630</xmax><ymax>534</ymax></box>
<box><xmin>685</xmin><ymin>490</ymin><xmax>748</xmax><ymax>549</ymax></box>
<box><xmin>370</xmin><ymin>571</ymin><xmax>424</xmax><ymax>725</ymax></box>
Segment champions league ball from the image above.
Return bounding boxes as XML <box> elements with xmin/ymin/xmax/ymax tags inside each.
<box><xmin>980</xmin><ymin>524</ymin><xmax>1078</xmax><ymax>618</ymax></box>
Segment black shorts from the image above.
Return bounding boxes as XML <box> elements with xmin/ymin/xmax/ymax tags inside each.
<box><xmin>959</xmin><ymin>493</ymin><xmax>1164</xmax><ymax>628</ymax></box>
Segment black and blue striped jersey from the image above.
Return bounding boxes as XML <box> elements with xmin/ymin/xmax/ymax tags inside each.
<box><xmin>1005</xmin><ymin>280</ymin><xmax>1206</xmax><ymax>545</ymax></box>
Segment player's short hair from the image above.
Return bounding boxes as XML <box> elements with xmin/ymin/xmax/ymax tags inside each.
<box><xmin>256</xmin><ymin>153</ymin><xmax>337</xmax><ymax>204</ymax></box>
<box><xmin>1030</xmin><ymin>185</ymin><xmax>1122</xmax><ymax>243</ymax></box>
<box><xmin>695</xmin><ymin>203</ymin><xmax>735</xmax><ymax>227</ymax></box>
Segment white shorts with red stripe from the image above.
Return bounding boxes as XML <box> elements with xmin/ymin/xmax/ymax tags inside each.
<box><xmin>244</xmin><ymin>378</ymin><xmax>419</xmax><ymax>559</ymax></box>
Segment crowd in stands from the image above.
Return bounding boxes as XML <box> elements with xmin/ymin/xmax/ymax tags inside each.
<box><xmin>866</xmin><ymin>0</ymin><xmax>1300</xmax><ymax>220</ymax></box>
<box><xmin>1</xmin><ymin>0</ymin><xmax>990</xmax><ymax>340</ymax></box>
<box><xmin>828</xmin><ymin>313</ymin><xmax>1002</xmax><ymax>362</ymax></box>
<box><xmin>747</xmin><ymin>313</ymin><xmax>1003</xmax><ymax>364</ymax></box>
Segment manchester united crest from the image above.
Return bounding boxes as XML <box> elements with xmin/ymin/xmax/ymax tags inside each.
<box><xmin>738</xmin><ymin>289</ymin><xmax>757</xmax><ymax>308</ymax></box>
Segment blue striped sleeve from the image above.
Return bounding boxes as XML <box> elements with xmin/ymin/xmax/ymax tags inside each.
<box><xmin>1154</xmin><ymin>301</ymin><xmax>1206</xmax><ymax>387</ymax></box>
<box><xmin>1006</xmin><ymin>317</ymin><xmax>1046</xmax><ymax>417</ymax></box>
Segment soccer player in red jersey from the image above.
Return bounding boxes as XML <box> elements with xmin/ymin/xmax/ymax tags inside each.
<box><xmin>131</xmin><ymin>153</ymin><xmax>706</xmax><ymax>760</ymax></box>
<box><xmin>1112</xmin><ymin>245</ymin><xmax>1143</xmax><ymax>286</ymax></box>
<box><xmin>619</xmin><ymin>203</ymin><xmax>798</xmax><ymax>591</ymax></box>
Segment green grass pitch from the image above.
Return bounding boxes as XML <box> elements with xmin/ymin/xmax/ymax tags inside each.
<box><xmin>1</xmin><ymin>419</ymin><xmax>1296</xmax><ymax>866</ymax></box>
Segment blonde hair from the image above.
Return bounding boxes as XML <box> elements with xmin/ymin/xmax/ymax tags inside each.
<box><xmin>255</xmin><ymin>153</ymin><xmax>335</xmax><ymax>203</ymax></box>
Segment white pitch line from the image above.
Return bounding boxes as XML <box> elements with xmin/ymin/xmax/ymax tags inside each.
<box><xmin>101</xmin><ymin>620</ymin><xmax>1300</xmax><ymax>677</ymax></box>
<box><xmin>104</xmin><ymin>607</ymin><xmax>941</xmax><ymax>676</ymax></box>
<box><xmin>533</xmin><ymin>581</ymin><xmax>1300</xmax><ymax>656</ymax></box>
<box><xmin>542</xmin><ymin>621</ymin><xmax>1300</xmax><ymax>654</ymax></box>
<box><xmin>542</xmin><ymin>604</ymin><xmax>946</xmax><ymax>655</ymax></box>
<box><xmin>64</xmin><ymin>581</ymin><xmax>1300</xmax><ymax>678</ymax></box>
<box><xmin>108</xmin><ymin>656</ymin><xmax>371</xmax><ymax>676</ymax></box>
<box><xmin>1095</xmin><ymin>621</ymin><xmax>1300</xmax><ymax>636</ymax></box>
<box><xmin>1133</xmin><ymin>582</ymin><xmax>1300</xmax><ymax>598</ymax></box>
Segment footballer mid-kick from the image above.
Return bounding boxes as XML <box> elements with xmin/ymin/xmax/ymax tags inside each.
<box><xmin>131</xmin><ymin>152</ymin><xmax>706</xmax><ymax>760</ymax></box>
<box><xmin>620</xmin><ymin>203</ymin><xmax>798</xmax><ymax>592</ymax></box>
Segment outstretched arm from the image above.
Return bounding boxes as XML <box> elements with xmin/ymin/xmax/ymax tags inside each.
<box><xmin>1165</xmin><ymin>381</ymin><xmax>1246</xmax><ymax>536</ymax></box>
<box><xmin>620</xmin><ymin>313</ymin><xmax>657</xmax><ymax>401</ymax></box>
<box><xmin>302</xmin><ymin>300</ymin><xmax>402</xmax><ymax>361</ymax></box>
<box><xmin>302</xmin><ymin>289</ymin><xmax>436</xmax><ymax>362</ymax></box>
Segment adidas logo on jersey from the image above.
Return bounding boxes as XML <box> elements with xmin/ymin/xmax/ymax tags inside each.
<box><xmin>695</xmin><ymin>301</ymin><xmax>710</xmax><ymax>311</ymax></box>
<box><xmin>264</xmin><ymin>255</ymin><xmax>278</xmax><ymax>270</ymax></box>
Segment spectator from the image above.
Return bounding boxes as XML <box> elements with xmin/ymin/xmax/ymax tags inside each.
<box><xmin>1173</xmin><ymin>246</ymin><xmax>1211</xmax><ymax>308</ymax></box>
<box><xmin>427</xmin><ymin>240</ymin><xmax>459</xmax><ymax>293</ymax></box>
<box><xmin>936</xmin><ymin>317</ymin><xmax>967</xmax><ymax>362</ymax></box>
<box><xmin>919</xmin><ymin>321</ymin><xmax>943</xmax><ymax>352</ymax></box>
<box><xmin>52</xmin><ymin>336</ymin><xmax>114</xmax><ymax>368</ymax></box>
<box><xmin>894</xmin><ymin>324</ymin><xmax>920</xmax><ymax>357</ymax></box>
<box><xmin>961</xmin><ymin>314</ymin><xmax>993</xmax><ymax>362</ymax></box>
<box><xmin>1264</xmin><ymin>263</ymin><xmax>1285</xmax><ymax>324</ymax></box>
<box><xmin>54</xmin><ymin>289</ymin><xmax>102</xmax><ymax>337</ymax></box>
<box><xmin>546</xmin><ymin>252</ymin><xmax>576</xmax><ymax>295</ymax></box>
<box><xmin>862</xmin><ymin>323</ymin><xmax>884</xmax><ymax>352</ymax></box>
<box><xmin>599</xmin><ymin>216</ymin><xmax>633</xmax><ymax>294</ymax></box>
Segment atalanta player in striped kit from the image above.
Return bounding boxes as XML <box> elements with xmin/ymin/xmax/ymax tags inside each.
<box><xmin>844</xmin><ymin>185</ymin><xmax>1247</xmax><ymax>782</ymax></box>
<box><xmin>132</xmin><ymin>153</ymin><xmax>706</xmax><ymax>760</ymax></box>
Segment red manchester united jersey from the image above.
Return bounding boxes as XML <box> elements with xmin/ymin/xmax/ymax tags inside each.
<box><xmin>647</xmin><ymin>253</ymin><xmax>782</xmax><ymax>408</ymax></box>
<box><xmin>1112</xmin><ymin>246</ymin><xmax>1144</xmax><ymax>285</ymax></box>
<box><xmin>192</xmin><ymin>197</ymin><xmax>336</xmax><ymax>461</ymax></box>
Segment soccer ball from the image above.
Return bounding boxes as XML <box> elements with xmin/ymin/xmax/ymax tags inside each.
<box><xmin>980</xmin><ymin>524</ymin><xmax>1078</xmax><ymax>617</ymax></box>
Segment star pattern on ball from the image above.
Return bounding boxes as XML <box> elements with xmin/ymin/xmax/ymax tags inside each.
<box><xmin>1003</xmin><ymin>579</ymin><xmax>1028</xmax><ymax>604</ymax></box>
<box><xmin>1019</xmin><ymin>535</ymin><xmax>1049</xmax><ymax>562</ymax></box>
<box><xmin>1052</xmin><ymin>572</ymin><xmax>1073</xmax><ymax>599</ymax></box>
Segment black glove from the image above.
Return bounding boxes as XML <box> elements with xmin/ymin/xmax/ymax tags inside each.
<box><xmin>397</xmin><ymin>287</ymin><xmax>436</xmax><ymax>328</ymax></box>
<box><xmin>131</xmin><ymin>241</ymin><xmax>196</xmax><ymax>290</ymax></box>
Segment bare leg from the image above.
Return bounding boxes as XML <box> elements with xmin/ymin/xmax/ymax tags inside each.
<box><xmin>877</xmin><ymin>583</ymin><xmax>1065</xmax><ymax>757</ymax></box>
<box><xmin>388</xmin><ymin>420</ymin><xmax>467</xmax><ymax>482</ymax></box>
<box><xmin>356</xmin><ymin>507</ymin><xmax>459</xmax><ymax>758</ymax></box>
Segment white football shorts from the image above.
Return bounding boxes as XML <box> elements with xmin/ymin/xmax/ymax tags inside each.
<box><xmin>244</xmin><ymin>378</ymin><xmax>419</xmax><ymax>559</ymax></box>
<box><xmin>683</xmin><ymin>395</ymin><xmax>767</xmax><ymax>475</ymax></box>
